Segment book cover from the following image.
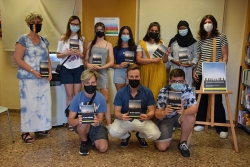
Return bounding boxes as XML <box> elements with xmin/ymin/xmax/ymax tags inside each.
<box><xmin>128</xmin><ymin>100</ymin><xmax>141</xmax><ymax>118</ymax></box>
<box><xmin>124</xmin><ymin>51</ymin><xmax>134</xmax><ymax>64</ymax></box>
<box><xmin>39</xmin><ymin>62</ymin><xmax>49</xmax><ymax>77</ymax></box>
<box><xmin>202</xmin><ymin>62</ymin><xmax>227</xmax><ymax>91</ymax></box>
<box><xmin>69</xmin><ymin>39</ymin><xmax>79</xmax><ymax>50</ymax></box>
<box><xmin>167</xmin><ymin>91</ymin><xmax>182</xmax><ymax>109</ymax></box>
<box><xmin>153</xmin><ymin>44</ymin><xmax>167</xmax><ymax>58</ymax></box>
<box><xmin>92</xmin><ymin>53</ymin><xmax>102</xmax><ymax>66</ymax></box>
<box><xmin>245</xmin><ymin>87</ymin><xmax>250</xmax><ymax>109</ymax></box>
<box><xmin>79</xmin><ymin>104</ymin><xmax>95</xmax><ymax>124</ymax></box>
<box><xmin>178</xmin><ymin>50</ymin><xmax>189</xmax><ymax>64</ymax></box>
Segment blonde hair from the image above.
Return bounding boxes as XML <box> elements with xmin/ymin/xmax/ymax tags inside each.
<box><xmin>80</xmin><ymin>69</ymin><xmax>99</xmax><ymax>82</ymax></box>
<box><xmin>24</xmin><ymin>11</ymin><xmax>43</xmax><ymax>23</ymax></box>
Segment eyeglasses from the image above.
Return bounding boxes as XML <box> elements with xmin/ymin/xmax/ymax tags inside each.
<box><xmin>70</xmin><ymin>23</ymin><xmax>79</xmax><ymax>26</ymax></box>
<box><xmin>170</xmin><ymin>80</ymin><xmax>185</xmax><ymax>84</ymax></box>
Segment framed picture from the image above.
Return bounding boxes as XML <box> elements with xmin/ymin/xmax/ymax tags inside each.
<box><xmin>94</xmin><ymin>17</ymin><xmax>119</xmax><ymax>36</ymax></box>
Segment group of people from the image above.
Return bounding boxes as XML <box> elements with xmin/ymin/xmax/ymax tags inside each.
<box><xmin>13</xmin><ymin>11</ymin><xmax>229</xmax><ymax>158</ymax></box>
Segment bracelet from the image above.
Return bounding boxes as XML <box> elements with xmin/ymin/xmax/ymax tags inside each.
<box><xmin>30</xmin><ymin>68</ymin><xmax>34</xmax><ymax>73</ymax></box>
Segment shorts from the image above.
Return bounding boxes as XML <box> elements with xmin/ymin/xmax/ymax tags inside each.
<box><xmin>73</xmin><ymin>122</ymin><xmax>108</xmax><ymax>145</ymax></box>
<box><xmin>155</xmin><ymin>114</ymin><xmax>181</xmax><ymax>142</ymax></box>
<box><xmin>60</xmin><ymin>65</ymin><xmax>84</xmax><ymax>84</ymax></box>
<box><xmin>113</xmin><ymin>68</ymin><xmax>127</xmax><ymax>84</ymax></box>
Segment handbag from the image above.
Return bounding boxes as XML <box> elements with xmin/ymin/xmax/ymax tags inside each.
<box><xmin>55</xmin><ymin>56</ymin><xmax>70</xmax><ymax>74</ymax></box>
<box><xmin>65</xmin><ymin>91</ymin><xmax>96</xmax><ymax>118</ymax></box>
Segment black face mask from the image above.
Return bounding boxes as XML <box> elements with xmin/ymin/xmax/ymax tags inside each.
<box><xmin>84</xmin><ymin>85</ymin><xmax>96</xmax><ymax>94</ymax></box>
<box><xmin>129</xmin><ymin>79</ymin><xmax>140</xmax><ymax>88</ymax></box>
<box><xmin>96</xmin><ymin>31</ymin><xmax>105</xmax><ymax>38</ymax></box>
<box><xmin>30</xmin><ymin>24</ymin><xmax>42</xmax><ymax>33</ymax></box>
<box><xmin>148</xmin><ymin>32</ymin><xmax>159</xmax><ymax>39</ymax></box>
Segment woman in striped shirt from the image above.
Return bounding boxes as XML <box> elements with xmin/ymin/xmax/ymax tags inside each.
<box><xmin>192</xmin><ymin>15</ymin><xmax>229</xmax><ymax>139</ymax></box>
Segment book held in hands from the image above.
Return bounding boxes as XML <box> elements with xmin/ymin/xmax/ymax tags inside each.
<box><xmin>167</xmin><ymin>91</ymin><xmax>181</xmax><ymax>110</ymax></box>
<box><xmin>92</xmin><ymin>53</ymin><xmax>102</xmax><ymax>66</ymax></box>
<box><xmin>202</xmin><ymin>62</ymin><xmax>227</xmax><ymax>91</ymax></box>
<box><xmin>128</xmin><ymin>100</ymin><xmax>141</xmax><ymax>118</ymax></box>
<box><xmin>178</xmin><ymin>50</ymin><xmax>189</xmax><ymax>64</ymax></box>
<box><xmin>39</xmin><ymin>62</ymin><xmax>49</xmax><ymax>77</ymax></box>
<box><xmin>69</xmin><ymin>39</ymin><xmax>79</xmax><ymax>50</ymax></box>
<box><xmin>153</xmin><ymin>44</ymin><xmax>167</xmax><ymax>58</ymax></box>
<box><xmin>124</xmin><ymin>51</ymin><xmax>134</xmax><ymax>64</ymax></box>
<box><xmin>79</xmin><ymin>103</ymin><xmax>95</xmax><ymax>124</ymax></box>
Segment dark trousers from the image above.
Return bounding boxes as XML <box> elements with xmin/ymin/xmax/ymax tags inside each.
<box><xmin>195</xmin><ymin>75</ymin><xmax>228</xmax><ymax>132</ymax></box>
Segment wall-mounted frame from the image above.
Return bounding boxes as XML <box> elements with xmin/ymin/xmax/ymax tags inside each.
<box><xmin>94</xmin><ymin>17</ymin><xmax>119</xmax><ymax>36</ymax></box>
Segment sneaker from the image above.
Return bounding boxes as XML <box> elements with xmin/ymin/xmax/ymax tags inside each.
<box><xmin>79</xmin><ymin>141</ymin><xmax>89</xmax><ymax>156</ymax></box>
<box><xmin>178</xmin><ymin>141</ymin><xmax>190</xmax><ymax>157</ymax></box>
<box><xmin>120</xmin><ymin>132</ymin><xmax>131</xmax><ymax>148</ymax></box>
<box><xmin>135</xmin><ymin>132</ymin><xmax>148</xmax><ymax>147</ymax></box>
<box><xmin>220</xmin><ymin>131</ymin><xmax>228</xmax><ymax>139</ymax></box>
<box><xmin>194</xmin><ymin>125</ymin><xmax>204</xmax><ymax>132</ymax></box>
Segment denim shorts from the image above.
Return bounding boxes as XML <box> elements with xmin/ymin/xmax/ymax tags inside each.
<box><xmin>113</xmin><ymin>68</ymin><xmax>127</xmax><ymax>84</ymax></box>
<box><xmin>74</xmin><ymin>123</ymin><xmax>108</xmax><ymax>145</ymax></box>
<box><xmin>60</xmin><ymin>65</ymin><xmax>84</xmax><ymax>84</ymax></box>
<box><xmin>155</xmin><ymin>114</ymin><xmax>181</xmax><ymax>142</ymax></box>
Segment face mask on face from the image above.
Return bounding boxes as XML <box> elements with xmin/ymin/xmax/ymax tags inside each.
<box><xmin>70</xmin><ymin>25</ymin><xmax>80</xmax><ymax>32</ymax></box>
<box><xmin>148</xmin><ymin>32</ymin><xmax>159</xmax><ymax>39</ymax></box>
<box><xmin>171</xmin><ymin>83</ymin><xmax>184</xmax><ymax>91</ymax></box>
<box><xmin>178</xmin><ymin>29</ymin><xmax>188</xmax><ymax>36</ymax></box>
<box><xmin>121</xmin><ymin>35</ymin><xmax>130</xmax><ymax>42</ymax></box>
<box><xmin>84</xmin><ymin>85</ymin><xmax>96</xmax><ymax>94</ymax></box>
<box><xmin>129</xmin><ymin>79</ymin><xmax>140</xmax><ymax>88</ymax></box>
<box><xmin>96</xmin><ymin>31</ymin><xmax>105</xmax><ymax>38</ymax></box>
<box><xmin>30</xmin><ymin>24</ymin><xmax>42</xmax><ymax>33</ymax></box>
<box><xmin>204</xmin><ymin>23</ymin><xmax>213</xmax><ymax>32</ymax></box>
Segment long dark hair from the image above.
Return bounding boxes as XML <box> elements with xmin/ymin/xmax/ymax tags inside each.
<box><xmin>198</xmin><ymin>14</ymin><xmax>219</xmax><ymax>40</ymax></box>
<box><xmin>64</xmin><ymin>15</ymin><xmax>83</xmax><ymax>43</ymax></box>
<box><xmin>116</xmin><ymin>26</ymin><xmax>136</xmax><ymax>51</ymax></box>
<box><xmin>143</xmin><ymin>22</ymin><xmax>161</xmax><ymax>43</ymax></box>
<box><xmin>88</xmin><ymin>22</ymin><xmax>106</xmax><ymax>57</ymax></box>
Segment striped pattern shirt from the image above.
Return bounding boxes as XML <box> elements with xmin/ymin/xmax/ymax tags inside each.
<box><xmin>196</xmin><ymin>33</ymin><xmax>228</xmax><ymax>75</ymax></box>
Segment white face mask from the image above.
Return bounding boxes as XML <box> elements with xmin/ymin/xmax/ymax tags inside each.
<box><xmin>203</xmin><ymin>23</ymin><xmax>213</xmax><ymax>32</ymax></box>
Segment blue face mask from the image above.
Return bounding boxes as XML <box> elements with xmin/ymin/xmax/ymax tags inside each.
<box><xmin>70</xmin><ymin>25</ymin><xmax>80</xmax><ymax>32</ymax></box>
<box><xmin>178</xmin><ymin>29</ymin><xmax>188</xmax><ymax>36</ymax></box>
<box><xmin>171</xmin><ymin>83</ymin><xmax>184</xmax><ymax>91</ymax></box>
<box><xmin>121</xmin><ymin>35</ymin><xmax>130</xmax><ymax>42</ymax></box>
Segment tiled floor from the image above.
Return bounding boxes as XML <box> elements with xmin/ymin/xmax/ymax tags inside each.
<box><xmin>0</xmin><ymin>110</ymin><xmax>250</xmax><ymax>167</ymax></box>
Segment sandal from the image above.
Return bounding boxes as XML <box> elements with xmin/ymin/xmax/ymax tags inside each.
<box><xmin>21</xmin><ymin>133</ymin><xmax>34</xmax><ymax>144</ymax></box>
<box><xmin>35</xmin><ymin>130</ymin><xmax>50</xmax><ymax>136</ymax></box>
<box><xmin>68</xmin><ymin>126</ymin><xmax>74</xmax><ymax>132</ymax></box>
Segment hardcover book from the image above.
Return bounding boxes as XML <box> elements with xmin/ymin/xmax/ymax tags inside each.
<box><xmin>124</xmin><ymin>51</ymin><xmax>134</xmax><ymax>63</ymax></box>
<box><xmin>92</xmin><ymin>53</ymin><xmax>102</xmax><ymax>66</ymax></box>
<box><xmin>39</xmin><ymin>62</ymin><xmax>49</xmax><ymax>77</ymax></box>
<box><xmin>153</xmin><ymin>44</ymin><xmax>167</xmax><ymax>58</ymax></box>
<box><xmin>79</xmin><ymin>103</ymin><xmax>95</xmax><ymax>124</ymax></box>
<box><xmin>202</xmin><ymin>62</ymin><xmax>227</xmax><ymax>91</ymax></box>
<box><xmin>178</xmin><ymin>50</ymin><xmax>189</xmax><ymax>64</ymax></box>
<box><xmin>128</xmin><ymin>100</ymin><xmax>141</xmax><ymax>118</ymax></box>
<box><xmin>167</xmin><ymin>91</ymin><xmax>181</xmax><ymax>110</ymax></box>
<box><xmin>69</xmin><ymin>39</ymin><xmax>79</xmax><ymax>50</ymax></box>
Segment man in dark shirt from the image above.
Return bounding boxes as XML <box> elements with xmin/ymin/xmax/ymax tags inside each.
<box><xmin>109</xmin><ymin>65</ymin><xmax>161</xmax><ymax>147</ymax></box>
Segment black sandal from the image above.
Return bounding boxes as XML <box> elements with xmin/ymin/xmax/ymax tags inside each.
<box><xmin>21</xmin><ymin>133</ymin><xmax>34</xmax><ymax>144</ymax></box>
<box><xmin>35</xmin><ymin>130</ymin><xmax>50</xmax><ymax>136</ymax></box>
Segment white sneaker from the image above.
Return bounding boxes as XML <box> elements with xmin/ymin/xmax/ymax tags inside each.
<box><xmin>220</xmin><ymin>131</ymin><xmax>228</xmax><ymax>139</ymax></box>
<box><xmin>194</xmin><ymin>125</ymin><xmax>205</xmax><ymax>132</ymax></box>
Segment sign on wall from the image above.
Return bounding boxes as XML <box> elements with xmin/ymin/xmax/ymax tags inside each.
<box><xmin>94</xmin><ymin>17</ymin><xmax>119</xmax><ymax>36</ymax></box>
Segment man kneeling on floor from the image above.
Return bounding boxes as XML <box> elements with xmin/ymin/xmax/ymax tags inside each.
<box><xmin>68</xmin><ymin>69</ymin><xmax>108</xmax><ymax>156</ymax></box>
<box><xmin>109</xmin><ymin>64</ymin><xmax>161</xmax><ymax>147</ymax></box>
<box><xmin>155</xmin><ymin>69</ymin><xmax>197</xmax><ymax>157</ymax></box>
